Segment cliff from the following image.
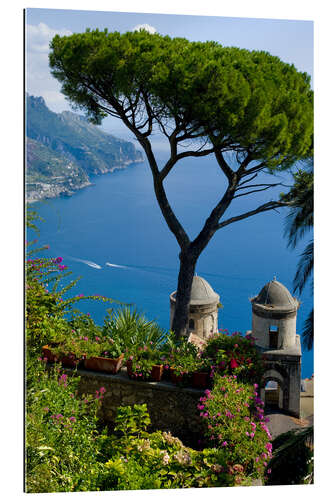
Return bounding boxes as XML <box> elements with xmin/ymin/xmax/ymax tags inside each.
<box><xmin>26</xmin><ymin>95</ymin><xmax>143</xmax><ymax>202</ymax></box>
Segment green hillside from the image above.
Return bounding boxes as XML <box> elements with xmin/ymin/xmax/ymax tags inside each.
<box><xmin>26</xmin><ymin>95</ymin><xmax>143</xmax><ymax>201</ymax></box>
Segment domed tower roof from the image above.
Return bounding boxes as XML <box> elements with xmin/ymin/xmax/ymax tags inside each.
<box><xmin>251</xmin><ymin>278</ymin><xmax>299</xmax><ymax>314</ymax></box>
<box><xmin>189</xmin><ymin>276</ymin><xmax>220</xmax><ymax>305</ymax></box>
<box><xmin>170</xmin><ymin>275</ymin><xmax>219</xmax><ymax>306</ymax></box>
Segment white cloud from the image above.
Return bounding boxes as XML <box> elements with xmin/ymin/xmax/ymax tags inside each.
<box><xmin>132</xmin><ymin>23</ymin><xmax>157</xmax><ymax>34</ymax></box>
<box><xmin>27</xmin><ymin>22</ymin><xmax>72</xmax><ymax>54</ymax></box>
<box><xmin>26</xmin><ymin>23</ymin><xmax>72</xmax><ymax>113</ymax></box>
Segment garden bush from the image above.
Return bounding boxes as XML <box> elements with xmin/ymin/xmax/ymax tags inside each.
<box><xmin>25</xmin><ymin>355</ymin><xmax>106</xmax><ymax>492</ymax></box>
<box><xmin>197</xmin><ymin>374</ymin><xmax>272</xmax><ymax>483</ymax></box>
<box><xmin>202</xmin><ymin>330</ymin><xmax>265</xmax><ymax>384</ymax></box>
<box><xmin>96</xmin><ymin>404</ymin><xmax>241</xmax><ymax>489</ymax></box>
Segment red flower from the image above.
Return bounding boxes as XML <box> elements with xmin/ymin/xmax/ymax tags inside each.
<box><xmin>230</xmin><ymin>358</ymin><xmax>238</xmax><ymax>369</ymax></box>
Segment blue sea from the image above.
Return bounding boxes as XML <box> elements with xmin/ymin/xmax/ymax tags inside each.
<box><xmin>29</xmin><ymin>153</ymin><xmax>313</xmax><ymax>378</ymax></box>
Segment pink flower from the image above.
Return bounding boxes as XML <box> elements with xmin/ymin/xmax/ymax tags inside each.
<box><xmin>222</xmin><ymin>441</ymin><xmax>227</xmax><ymax>447</ymax></box>
<box><xmin>58</xmin><ymin>374</ymin><xmax>68</xmax><ymax>387</ymax></box>
<box><xmin>265</xmin><ymin>443</ymin><xmax>272</xmax><ymax>453</ymax></box>
<box><xmin>56</xmin><ymin>257</ymin><xmax>63</xmax><ymax>263</ymax></box>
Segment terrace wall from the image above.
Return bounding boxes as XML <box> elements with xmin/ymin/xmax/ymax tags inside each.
<box><xmin>67</xmin><ymin>366</ymin><xmax>206</xmax><ymax>446</ymax></box>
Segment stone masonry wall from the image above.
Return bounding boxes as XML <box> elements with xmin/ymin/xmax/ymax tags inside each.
<box><xmin>66</xmin><ymin>366</ymin><xmax>206</xmax><ymax>446</ymax></box>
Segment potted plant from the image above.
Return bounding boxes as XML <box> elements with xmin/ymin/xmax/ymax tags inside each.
<box><xmin>192</xmin><ymin>358</ymin><xmax>212</xmax><ymax>389</ymax></box>
<box><xmin>42</xmin><ymin>343</ymin><xmax>59</xmax><ymax>363</ymax></box>
<box><xmin>164</xmin><ymin>337</ymin><xmax>200</xmax><ymax>386</ymax></box>
<box><xmin>126</xmin><ymin>345</ymin><xmax>163</xmax><ymax>381</ymax></box>
<box><xmin>50</xmin><ymin>338</ymin><xmax>86</xmax><ymax>368</ymax></box>
<box><xmin>170</xmin><ymin>355</ymin><xmax>202</xmax><ymax>386</ymax></box>
<box><xmin>84</xmin><ymin>336</ymin><xmax>124</xmax><ymax>374</ymax></box>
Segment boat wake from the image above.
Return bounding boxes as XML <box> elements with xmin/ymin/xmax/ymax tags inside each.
<box><xmin>69</xmin><ymin>256</ymin><xmax>102</xmax><ymax>269</ymax></box>
<box><xmin>105</xmin><ymin>262</ymin><xmax>128</xmax><ymax>269</ymax></box>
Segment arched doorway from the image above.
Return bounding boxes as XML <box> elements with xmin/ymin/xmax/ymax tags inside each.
<box><xmin>260</xmin><ymin>367</ymin><xmax>290</xmax><ymax>413</ymax></box>
<box><xmin>264</xmin><ymin>380</ymin><xmax>282</xmax><ymax>410</ymax></box>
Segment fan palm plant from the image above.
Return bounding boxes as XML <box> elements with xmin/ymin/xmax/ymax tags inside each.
<box><xmin>282</xmin><ymin>159</ymin><xmax>313</xmax><ymax>350</ymax></box>
<box><xmin>102</xmin><ymin>306</ymin><xmax>168</xmax><ymax>352</ymax></box>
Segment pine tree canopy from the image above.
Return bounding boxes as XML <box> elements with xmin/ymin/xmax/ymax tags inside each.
<box><xmin>49</xmin><ymin>29</ymin><xmax>313</xmax><ymax>170</ymax></box>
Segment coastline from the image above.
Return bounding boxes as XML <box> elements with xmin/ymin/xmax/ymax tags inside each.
<box><xmin>26</xmin><ymin>158</ymin><xmax>144</xmax><ymax>204</ymax></box>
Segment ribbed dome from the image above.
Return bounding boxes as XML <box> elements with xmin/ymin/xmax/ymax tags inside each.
<box><xmin>189</xmin><ymin>276</ymin><xmax>220</xmax><ymax>305</ymax></box>
<box><xmin>252</xmin><ymin>278</ymin><xmax>298</xmax><ymax>313</ymax></box>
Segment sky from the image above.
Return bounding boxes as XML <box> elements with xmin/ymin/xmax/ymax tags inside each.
<box><xmin>25</xmin><ymin>8</ymin><xmax>314</xmax><ymax>143</ymax></box>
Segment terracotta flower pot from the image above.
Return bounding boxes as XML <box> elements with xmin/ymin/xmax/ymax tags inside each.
<box><xmin>162</xmin><ymin>365</ymin><xmax>171</xmax><ymax>381</ymax></box>
<box><xmin>126</xmin><ymin>359</ymin><xmax>134</xmax><ymax>379</ymax></box>
<box><xmin>61</xmin><ymin>353</ymin><xmax>82</xmax><ymax>368</ymax></box>
<box><xmin>170</xmin><ymin>368</ymin><xmax>184</xmax><ymax>385</ymax></box>
<box><xmin>192</xmin><ymin>371</ymin><xmax>209</xmax><ymax>389</ymax></box>
<box><xmin>42</xmin><ymin>345</ymin><xmax>59</xmax><ymax>363</ymax></box>
<box><xmin>151</xmin><ymin>364</ymin><xmax>163</xmax><ymax>382</ymax></box>
<box><xmin>84</xmin><ymin>353</ymin><xmax>124</xmax><ymax>374</ymax></box>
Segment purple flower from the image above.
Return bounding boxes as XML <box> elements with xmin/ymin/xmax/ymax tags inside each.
<box><xmin>222</xmin><ymin>441</ymin><xmax>228</xmax><ymax>447</ymax></box>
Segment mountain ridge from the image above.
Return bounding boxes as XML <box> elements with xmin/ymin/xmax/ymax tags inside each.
<box><xmin>26</xmin><ymin>95</ymin><xmax>143</xmax><ymax>202</ymax></box>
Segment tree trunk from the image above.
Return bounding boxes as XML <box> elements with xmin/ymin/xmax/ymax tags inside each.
<box><xmin>171</xmin><ymin>251</ymin><xmax>197</xmax><ymax>339</ymax></box>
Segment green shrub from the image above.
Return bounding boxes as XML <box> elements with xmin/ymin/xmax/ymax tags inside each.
<box><xmin>197</xmin><ymin>374</ymin><xmax>272</xmax><ymax>482</ymax></box>
<box><xmin>25</xmin><ymin>356</ymin><xmax>106</xmax><ymax>492</ymax></box>
<box><xmin>97</xmin><ymin>405</ymin><xmax>236</xmax><ymax>489</ymax></box>
<box><xmin>202</xmin><ymin>331</ymin><xmax>264</xmax><ymax>384</ymax></box>
<box><xmin>102</xmin><ymin>306</ymin><xmax>168</xmax><ymax>352</ymax></box>
<box><xmin>265</xmin><ymin>428</ymin><xmax>313</xmax><ymax>485</ymax></box>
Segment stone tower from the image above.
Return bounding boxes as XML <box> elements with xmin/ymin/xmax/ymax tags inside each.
<box><xmin>170</xmin><ymin>276</ymin><xmax>220</xmax><ymax>340</ymax></box>
<box><xmin>250</xmin><ymin>278</ymin><xmax>302</xmax><ymax>417</ymax></box>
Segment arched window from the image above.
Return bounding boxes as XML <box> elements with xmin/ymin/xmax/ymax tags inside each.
<box><xmin>189</xmin><ymin>318</ymin><xmax>195</xmax><ymax>331</ymax></box>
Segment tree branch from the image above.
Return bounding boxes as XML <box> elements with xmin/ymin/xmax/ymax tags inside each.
<box><xmin>160</xmin><ymin>147</ymin><xmax>215</xmax><ymax>181</ymax></box>
<box><xmin>216</xmin><ymin>201</ymin><xmax>289</xmax><ymax>229</ymax></box>
<box><xmin>234</xmin><ymin>181</ymin><xmax>282</xmax><ymax>195</ymax></box>
<box><xmin>237</xmin><ymin>173</ymin><xmax>258</xmax><ymax>187</ymax></box>
<box><xmin>214</xmin><ymin>150</ymin><xmax>235</xmax><ymax>184</ymax></box>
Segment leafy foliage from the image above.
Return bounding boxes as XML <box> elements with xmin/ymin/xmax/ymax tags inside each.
<box><xmin>281</xmin><ymin>162</ymin><xmax>313</xmax><ymax>350</ymax></box>
<box><xmin>49</xmin><ymin>30</ymin><xmax>313</xmax><ymax>168</ymax></box>
<box><xmin>202</xmin><ymin>330</ymin><xmax>265</xmax><ymax>384</ymax></box>
<box><xmin>265</xmin><ymin>427</ymin><xmax>313</xmax><ymax>485</ymax></box>
<box><xmin>197</xmin><ymin>375</ymin><xmax>272</xmax><ymax>482</ymax></box>
<box><xmin>98</xmin><ymin>404</ymin><xmax>239</xmax><ymax>489</ymax></box>
<box><xmin>25</xmin><ymin>356</ymin><xmax>105</xmax><ymax>492</ymax></box>
<box><xmin>102</xmin><ymin>307</ymin><xmax>168</xmax><ymax>352</ymax></box>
